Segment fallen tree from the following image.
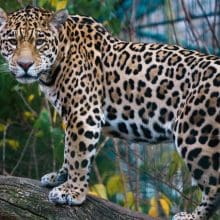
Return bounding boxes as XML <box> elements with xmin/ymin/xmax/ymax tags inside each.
<box><xmin>0</xmin><ymin>175</ymin><xmax>157</xmax><ymax>220</ymax></box>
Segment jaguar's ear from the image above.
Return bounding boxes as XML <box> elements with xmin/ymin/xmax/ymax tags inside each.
<box><xmin>50</xmin><ymin>9</ymin><xmax>68</xmax><ymax>30</ymax></box>
<box><xmin>0</xmin><ymin>8</ymin><xmax>7</xmax><ymax>27</ymax></box>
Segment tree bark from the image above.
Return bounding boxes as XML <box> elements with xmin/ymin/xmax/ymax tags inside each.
<box><xmin>0</xmin><ymin>175</ymin><xmax>157</xmax><ymax>220</ymax></box>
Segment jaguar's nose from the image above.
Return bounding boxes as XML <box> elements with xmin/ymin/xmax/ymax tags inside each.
<box><xmin>17</xmin><ymin>61</ymin><xmax>34</xmax><ymax>72</ymax></box>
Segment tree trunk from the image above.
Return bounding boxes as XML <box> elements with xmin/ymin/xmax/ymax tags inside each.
<box><xmin>0</xmin><ymin>175</ymin><xmax>157</xmax><ymax>220</ymax></box>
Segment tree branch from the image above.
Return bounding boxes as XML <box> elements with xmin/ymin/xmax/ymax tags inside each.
<box><xmin>0</xmin><ymin>175</ymin><xmax>157</xmax><ymax>220</ymax></box>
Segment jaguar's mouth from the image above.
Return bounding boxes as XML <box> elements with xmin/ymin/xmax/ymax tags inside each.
<box><xmin>16</xmin><ymin>74</ymin><xmax>38</xmax><ymax>80</ymax></box>
<box><xmin>15</xmin><ymin>72</ymin><xmax>43</xmax><ymax>84</ymax></box>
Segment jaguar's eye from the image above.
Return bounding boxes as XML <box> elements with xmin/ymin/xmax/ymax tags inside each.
<box><xmin>8</xmin><ymin>39</ymin><xmax>17</xmax><ymax>46</ymax></box>
<box><xmin>36</xmin><ymin>39</ymin><xmax>45</xmax><ymax>46</ymax></box>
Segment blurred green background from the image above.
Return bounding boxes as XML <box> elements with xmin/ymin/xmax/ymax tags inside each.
<box><xmin>0</xmin><ymin>0</ymin><xmax>219</xmax><ymax>219</ymax></box>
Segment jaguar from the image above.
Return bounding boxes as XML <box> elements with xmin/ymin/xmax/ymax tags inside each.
<box><xmin>0</xmin><ymin>6</ymin><xmax>219</xmax><ymax>220</ymax></box>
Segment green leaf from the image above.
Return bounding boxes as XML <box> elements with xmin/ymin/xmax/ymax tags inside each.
<box><xmin>34</xmin><ymin>108</ymin><xmax>51</xmax><ymax>137</ymax></box>
<box><xmin>0</xmin><ymin>123</ymin><xmax>6</xmax><ymax>132</ymax></box>
<box><xmin>106</xmin><ymin>174</ymin><xmax>124</xmax><ymax>197</ymax></box>
<box><xmin>90</xmin><ymin>184</ymin><xmax>108</xmax><ymax>199</ymax></box>
<box><xmin>168</xmin><ymin>151</ymin><xmax>183</xmax><ymax>179</ymax></box>
<box><xmin>125</xmin><ymin>191</ymin><xmax>135</xmax><ymax>208</ymax></box>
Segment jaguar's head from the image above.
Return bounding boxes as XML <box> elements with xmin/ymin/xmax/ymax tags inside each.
<box><xmin>0</xmin><ymin>6</ymin><xmax>68</xmax><ymax>83</ymax></box>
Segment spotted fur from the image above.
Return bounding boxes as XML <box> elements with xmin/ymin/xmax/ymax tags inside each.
<box><xmin>0</xmin><ymin>6</ymin><xmax>219</xmax><ymax>220</ymax></box>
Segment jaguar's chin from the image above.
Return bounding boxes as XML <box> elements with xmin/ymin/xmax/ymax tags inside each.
<box><xmin>15</xmin><ymin>74</ymin><xmax>39</xmax><ymax>84</ymax></box>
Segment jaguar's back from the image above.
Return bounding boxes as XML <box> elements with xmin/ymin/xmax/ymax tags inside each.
<box><xmin>102</xmin><ymin>41</ymin><xmax>220</xmax><ymax>145</ymax></box>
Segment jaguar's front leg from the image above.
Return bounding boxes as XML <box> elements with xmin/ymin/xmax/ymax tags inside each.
<box><xmin>48</xmin><ymin>114</ymin><xmax>101</xmax><ymax>205</ymax></box>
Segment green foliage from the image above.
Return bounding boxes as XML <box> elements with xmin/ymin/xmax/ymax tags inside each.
<box><xmin>0</xmin><ymin>0</ymin><xmax>22</xmax><ymax>11</ymax></box>
<box><xmin>51</xmin><ymin>127</ymin><xmax>64</xmax><ymax>162</ymax></box>
<box><xmin>68</xmin><ymin>0</ymin><xmax>121</xmax><ymax>34</ymax></box>
<box><xmin>107</xmin><ymin>174</ymin><xmax>124</xmax><ymax>197</ymax></box>
<box><xmin>34</xmin><ymin>109</ymin><xmax>51</xmax><ymax>135</ymax></box>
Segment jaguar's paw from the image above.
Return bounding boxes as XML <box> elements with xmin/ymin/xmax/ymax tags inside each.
<box><xmin>173</xmin><ymin>212</ymin><xmax>197</xmax><ymax>220</ymax></box>
<box><xmin>48</xmin><ymin>182</ymin><xmax>86</xmax><ymax>205</ymax></box>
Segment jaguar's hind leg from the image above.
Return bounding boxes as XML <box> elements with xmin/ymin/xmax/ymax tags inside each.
<box><xmin>173</xmin><ymin>99</ymin><xmax>220</xmax><ymax>219</ymax></box>
<box><xmin>173</xmin><ymin>186</ymin><xmax>220</xmax><ymax>220</ymax></box>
